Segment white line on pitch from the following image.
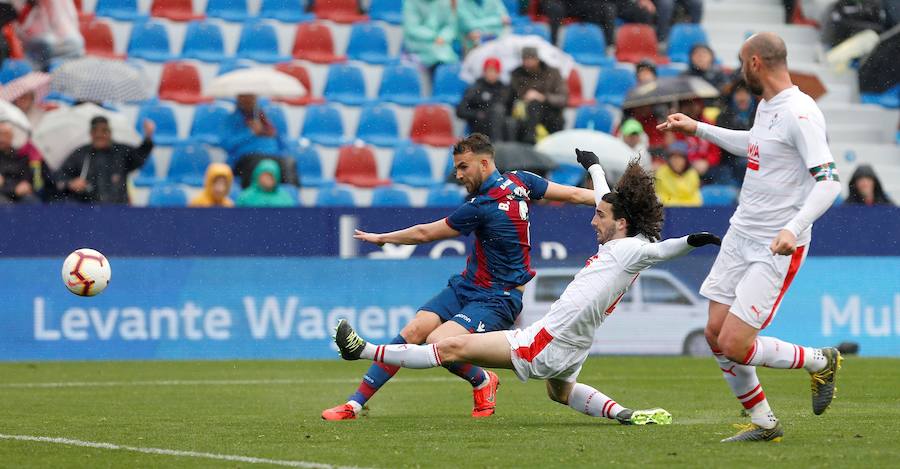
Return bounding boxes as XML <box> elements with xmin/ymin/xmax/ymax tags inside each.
<box><xmin>0</xmin><ymin>434</ymin><xmax>370</xmax><ymax>469</ymax></box>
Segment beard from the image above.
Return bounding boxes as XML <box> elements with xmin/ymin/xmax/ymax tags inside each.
<box><xmin>744</xmin><ymin>70</ymin><xmax>763</xmax><ymax>95</ymax></box>
<box><xmin>596</xmin><ymin>224</ymin><xmax>617</xmax><ymax>245</ymax></box>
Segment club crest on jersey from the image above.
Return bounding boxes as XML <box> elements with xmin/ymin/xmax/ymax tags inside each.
<box><xmin>768</xmin><ymin>112</ymin><xmax>780</xmax><ymax>130</ymax></box>
<box><xmin>747</xmin><ymin>143</ymin><xmax>760</xmax><ymax>171</ymax></box>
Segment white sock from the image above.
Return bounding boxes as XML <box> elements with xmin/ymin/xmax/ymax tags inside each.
<box><xmin>744</xmin><ymin>337</ymin><xmax>826</xmax><ymax>372</ymax></box>
<box><xmin>364</xmin><ymin>343</ymin><xmax>442</xmax><ymax>369</ymax></box>
<box><xmin>346</xmin><ymin>400</ymin><xmax>363</xmax><ymax>413</ymax></box>
<box><xmin>567</xmin><ymin>383</ymin><xmax>625</xmax><ymax>420</ymax></box>
<box><xmin>473</xmin><ymin>370</ymin><xmax>491</xmax><ymax>390</ymax></box>
<box><xmin>714</xmin><ymin>350</ymin><xmax>777</xmax><ymax>429</ymax></box>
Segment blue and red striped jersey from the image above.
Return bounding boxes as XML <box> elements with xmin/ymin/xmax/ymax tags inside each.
<box><xmin>445</xmin><ymin>170</ymin><xmax>549</xmax><ymax>291</ymax></box>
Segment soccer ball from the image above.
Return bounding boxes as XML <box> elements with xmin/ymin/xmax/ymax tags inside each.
<box><xmin>61</xmin><ymin>248</ymin><xmax>112</xmax><ymax>297</ymax></box>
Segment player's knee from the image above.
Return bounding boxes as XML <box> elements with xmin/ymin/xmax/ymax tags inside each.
<box><xmin>717</xmin><ymin>331</ymin><xmax>750</xmax><ymax>364</ymax></box>
<box><xmin>546</xmin><ymin>388</ymin><xmax>567</xmax><ymax>405</ymax></box>
<box><xmin>400</xmin><ymin>322</ymin><xmax>431</xmax><ymax>344</ymax></box>
<box><xmin>704</xmin><ymin>325</ymin><xmax>720</xmax><ymax>351</ymax></box>
<box><xmin>437</xmin><ymin>336</ymin><xmax>467</xmax><ymax>362</ymax></box>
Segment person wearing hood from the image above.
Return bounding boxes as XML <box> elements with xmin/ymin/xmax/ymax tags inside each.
<box><xmin>236</xmin><ymin>158</ymin><xmax>296</xmax><ymax>207</ymax></box>
<box><xmin>403</xmin><ymin>0</ymin><xmax>459</xmax><ymax>70</ymax></box>
<box><xmin>456</xmin><ymin>57</ymin><xmax>511</xmax><ymax>141</ymax></box>
<box><xmin>456</xmin><ymin>0</ymin><xmax>510</xmax><ymax>51</ymax></box>
<box><xmin>845</xmin><ymin>164</ymin><xmax>893</xmax><ymax>206</ymax></box>
<box><xmin>0</xmin><ymin>121</ymin><xmax>48</xmax><ymax>203</ymax></box>
<box><xmin>654</xmin><ymin>141</ymin><xmax>702</xmax><ymax>207</ymax></box>
<box><xmin>190</xmin><ymin>163</ymin><xmax>235</xmax><ymax>207</ymax></box>
<box><xmin>509</xmin><ymin>46</ymin><xmax>568</xmax><ymax>144</ymax></box>
<box><xmin>684</xmin><ymin>44</ymin><xmax>729</xmax><ymax>91</ymax></box>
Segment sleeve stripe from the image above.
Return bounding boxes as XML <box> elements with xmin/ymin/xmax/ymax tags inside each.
<box><xmin>809</xmin><ymin>162</ymin><xmax>840</xmax><ymax>182</ymax></box>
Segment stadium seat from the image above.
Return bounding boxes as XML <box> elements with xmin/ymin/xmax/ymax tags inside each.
<box><xmin>567</xmin><ymin>68</ymin><xmax>595</xmax><ymax>107</ymax></box>
<box><xmin>236</xmin><ymin>21</ymin><xmax>290</xmax><ymax>63</ymax></box>
<box><xmin>335</xmin><ymin>145</ymin><xmax>390</xmax><ymax>187</ymax></box>
<box><xmin>561</xmin><ymin>23</ymin><xmax>612</xmax><ymax>66</ymax></box>
<box><xmin>290</xmin><ymin>143</ymin><xmax>327</xmax><ymax>187</ymax></box>
<box><xmin>860</xmin><ymin>84</ymin><xmax>900</xmax><ymax>109</ymax></box>
<box><xmin>260</xmin><ymin>0</ymin><xmax>314</xmax><ymax>22</ymax></box>
<box><xmin>356</xmin><ymin>104</ymin><xmax>403</xmax><ymax>147</ymax></box>
<box><xmin>594</xmin><ymin>67</ymin><xmax>636</xmax><ymax>107</ymax></box>
<box><xmin>132</xmin><ymin>157</ymin><xmax>160</xmax><ymax>187</ymax></box>
<box><xmin>410</xmin><ymin>105</ymin><xmax>457</xmax><ymax>147</ymax></box>
<box><xmin>377</xmin><ymin>64</ymin><xmax>423</xmax><ymax>106</ymax></box>
<box><xmin>431</xmin><ymin>63</ymin><xmax>469</xmax><ymax>105</ymax></box>
<box><xmin>513</xmin><ymin>22</ymin><xmax>550</xmax><ymax>42</ymax></box>
<box><xmin>301</xmin><ymin>104</ymin><xmax>346</xmax><ymax>146</ymax></box>
<box><xmin>80</xmin><ymin>20</ymin><xmax>122</xmax><ymax>59</ymax></box>
<box><xmin>180</xmin><ymin>21</ymin><xmax>227</xmax><ymax>62</ymax></box>
<box><xmin>0</xmin><ymin>59</ymin><xmax>31</xmax><ymax>84</ymax></box>
<box><xmin>390</xmin><ymin>143</ymin><xmax>435</xmax><ymax>187</ymax></box>
<box><xmin>615</xmin><ymin>24</ymin><xmax>669</xmax><ymax>64</ymax></box>
<box><xmin>292</xmin><ymin>22</ymin><xmax>346</xmax><ymax>63</ymax></box>
<box><xmin>147</xmin><ymin>182</ymin><xmax>188</xmax><ymax>206</ymax></box>
<box><xmin>667</xmin><ymin>24</ymin><xmax>708</xmax><ymax>64</ymax></box>
<box><xmin>261</xmin><ymin>104</ymin><xmax>290</xmax><ymax>137</ymax></box>
<box><xmin>167</xmin><ymin>142</ymin><xmax>211</xmax><ymax>186</ymax></box>
<box><xmin>95</xmin><ymin>0</ymin><xmax>145</xmax><ymax>21</ymax></box>
<box><xmin>368</xmin><ymin>0</ymin><xmax>402</xmax><ymax>24</ymax></box>
<box><xmin>189</xmin><ymin>103</ymin><xmax>230</xmax><ymax>145</ymax></box>
<box><xmin>216</xmin><ymin>58</ymin><xmax>255</xmax><ymax>75</ymax></box>
<box><xmin>426</xmin><ymin>184</ymin><xmax>465</xmax><ymax>206</ymax></box>
<box><xmin>205</xmin><ymin>0</ymin><xmax>249</xmax><ymax>22</ymax></box>
<box><xmin>135</xmin><ymin>101</ymin><xmax>180</xmax><ymax>145</ymax></box>
<box><xmin>346</xmin><ymin>22</ymin><xmax>394</xmax><ymax>65</ymax></box>
<box><xmin>158</xmin><ymin>61</ymin><xmax>212</xmax><ymax>104</ymax></box>
<box><xmin>315</xmin><ymin>185</ymin><xmax>355</xmax><ymax>206</ymax></box>
<box><xmin>371</xmin><ymin>186</ymin><xmax>411</xmax><ymax>207</ymax></box>
<box><xmin>127</xmin><ymin>20</ymin><xmax>174</xmax><ymax>62</ymax></box>
<box><xmin>548</xmin><ymin>163</ymin><xmax>584</xmax><ymax>186</ymax></box>
<box><xmin>279</xmin><ymin>184</ymin><xmax>300</xmax><ymax>204</ymax></box>
<box><xmin>444</xmin><ymin>149</ymin><xmax>455</xmax><ymax>180</ymax></box>
<box><xmin>574</xmin><ymin>104</ymin><xmax>614</xmax><ymax>132</ymax></box>
<box><xmin>150</xmin><ymin>0</ymin><xmax>204</xmax><ymax>21</ymax></box>
<box><xmin>700</xmin><ymin>184</ymin><xmax>739</xmax><ymax>206</ymax></box>
<box><xmin>656</xmin><ymin>64</ymin><xmax>683</xmax><ymax>78</ymax></box>
<box><xmin>323</xmin><ymin>63</ymin><xmax>368</xmax><ymax>106</ymax></box>
<box><xmin>312</xmin><ymin>0</ymin><xmax>368</xmax><ymax>23</ymax></box>
<box><xmin>273</xmin><ymin>62</ymin><xmax>323</xmax><ymax>105</ymax></box>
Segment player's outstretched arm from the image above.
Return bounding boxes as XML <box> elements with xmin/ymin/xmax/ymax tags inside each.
<box><xmin>640</xmin><ymin>232</ymin><xmax>721</xmax><ymax>266</ymax></box>
<box><xmin>354</xmin><ymin>219</ymin><xmax>460</xmax><ymax>246</ymax></box>
<box><xmin>542</xmin><ymin>181</ymin><xmax>595</xmax><ymax>206</ymax></box>
<box><xmin>657</xmin><ymin>113</ymin><xmax>749</xmax><ymax>157</ymax></box>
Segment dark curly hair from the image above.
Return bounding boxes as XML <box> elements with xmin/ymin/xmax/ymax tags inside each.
<box><xmin>601</xmin><ymin>159</ymin><xmax>664</xmax><ymax>241</ymax></box>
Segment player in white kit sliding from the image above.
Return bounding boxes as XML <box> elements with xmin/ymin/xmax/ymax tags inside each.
<box><xmin>657</xmin><ymin>32</ymin><xmax>843</xmax><ymax>442</ymax></box>
<box><xmin>333</xmin><ymin>150</ymin><xmax>722</xmax><ymax>425</ymax></box>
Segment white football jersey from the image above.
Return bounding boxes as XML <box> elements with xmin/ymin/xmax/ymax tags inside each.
<box><xmin>731</xmin><ymin>86</ymin><xmax>835</xmax><ymax>246</ymax></box>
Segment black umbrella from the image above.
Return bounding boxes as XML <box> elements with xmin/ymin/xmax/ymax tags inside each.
<box><xmin>623</xmin><ymin>76</ymin><xmax>720</xmax><ymax>109</ymax></box>
<box><xmin>492</xmin><ymin>142</ymin><xmax>559</xmax><ymax>176</ymax></box>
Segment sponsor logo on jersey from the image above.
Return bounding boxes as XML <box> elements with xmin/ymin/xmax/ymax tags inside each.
<box><xmin>747</xmin><ymin>143</ymin><xmax>760</xmax><ymax>171</ymax></box>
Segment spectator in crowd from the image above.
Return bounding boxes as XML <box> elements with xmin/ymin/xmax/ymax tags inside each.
<box><xmin>684</xmin><ymin>44</ymin><xmax>729</xmax><ymax>91</ymax></box>
<box><xmin>654</xmin><ymin>140</ymin><xmax>702</xmax><ymax>206</ymax></box>
<box><xmin>635</xmin><ymin>59</ymin><xmax>657</xmax><ymax>85</ymax></box>
<box><xmin>457</xmin><ymin>0</ymin><xmax>510</xmax><ymax>51</ymax></box>
<box><xmin>15</xmin><ymin>0</ymin><xmax>84</xmax><ymax>71</ymax></box>
<box><xmin>539</xmin><ymin>0</ymin><xmax>655</xmax><ymax>48</ymax></box>
<box><xmin>619</xmin><ymin>118</ymin><xmax>652</xmax><ymax>167</ymax></box>
<box><xmin>221</xmin><ymin>94</ymin><xmax>296</xmax><ymax>189</ymax></box>
<box><xmin>403</xmin><ymin>0</ymin><xmax>458</xmax><ymax>72</ymax></box>
<box><xmin>190</xmin><ymin>163</ymin><xmax>235</xmax><ymax>208</ymax></box>
<box><xmin>846</xmin><ymin>164</ymin><xmax>894</xmax><ymax>206</ymax></box>
<box><xmin>627</xmin><ymin>105</ymin><xmax>666</xmax><ymax>154</ymax></box>
<box><xmin>55</xmin><ymin>116</ymin><xmax>154</xmax><ymax>204</ymax></box>
<box><xmin>715</xmin><ymin>82</ymin><xmax>756</xmax><ymax>183</ymax></box>
<box><xmin>509</xmin><ymin>46</ymin><xmax>567</xmax><ymax>144</ymax></box>
<box><xmin>457</xmin><ymin>57</ymin><xmax>511</xmax><ymax>142</ymax></box>
<box><xmin>236</xmin><ymin>158</ymin><xmax>296</xmax><ymax>207</ymax></box>
<box><xmin>673</xmin><ymin>98</ymin><xmax>724</xmax><ymax>183</ymax></box>
<box><xmin>654</xmin><ymin>0</ymin><xmax>703</xmax><ymax>43</ymax></box>
<box><xmin>0</xmin><ymin>121</ymin><xmax>48</xmax><ymax>203</ymax></box>
<box><xmin>5</xmin><ymin>83</ymin><xmax>55</xmax><ymax>185</ymax></box>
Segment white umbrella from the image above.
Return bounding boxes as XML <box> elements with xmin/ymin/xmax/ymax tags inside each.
<box><xmin>33</xmin><ymin>103</ymin><xmax>142</xmax><ymax>171</ymax></box>
<box><xmin>208</xmin><ymin>67</ymin><xmax>305</xmax><ymax>98</ymax></box>
<box><xmin>51</xmin><ymin>57</ymin><xmax>151</xmax><ymax>103</ymax></box>
<box><xmin>461</xmin><ymin>35</ymin><xmax>577</xmax><ymax>84</ymax></box>
<box><xmin>0</xmin><ymin>99</ymin><xmax>32</xmax><ymax>132</ymax></box>
<box><xmin>535</xmin><ymin>129</ymin><xmax>651</xmax><ymax>181</ymax></box>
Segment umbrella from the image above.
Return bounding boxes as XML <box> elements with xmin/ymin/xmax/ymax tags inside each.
<box><xmin>493</xmin><ymin>142</ymin><xmax>558</xmax><ymax>176</ymax></box>
<box><xmin>789</xmin><ymin>70</ymin><xmax>827</xmax><ymax>101</ymax></box>
<box><xmin>0</xmin><ymin>71</ymin><xmax>51</xmax><ymax>102</ymax></box>
<box><xmin>535</xmin><ymin>129</ymin><xmax>648</xmax><ymax>181</ymax></box>
<box><xmin>33</xmin><ymin>103</ymin><xmax>142</xmax><ymax>171</ymax></box>
<box><xmin>460</xmin><ymin>35</ymin><xmax>577</xmax><ymax>84</ymax></box>
<box><xmin>0</xmin><ymin>99</ymin><xmax>32</xmax><ymax>132</ymax></box>
<box><xmin>208</xmin><ymin>67</ymin><xmax>305</xmax><ymax>98</ymax></box>
<box><xmin>51</xmin><ymin>57</ymin><xmax>151</xmax><ymax>103</ymax></box>
<box><xmin>622</xmin><ymin>76</ymin><xmax>720</xmax><ymax>109</ymax></box>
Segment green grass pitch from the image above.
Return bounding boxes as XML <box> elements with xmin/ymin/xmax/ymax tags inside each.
<box><xmin>1</xmin><ymin>357</ymin><xmax>899</xmax><ymax>468</ymax></box>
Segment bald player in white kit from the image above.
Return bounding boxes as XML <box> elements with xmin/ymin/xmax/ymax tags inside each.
<box><xmin>657</xmin><ymin>32</ymin><xmax>843</xmax><ymax>442</ymax></box>
<box><xmin>332</xmin><ymin>150</ymin><xmax>722</xmax><ymax>426</ymax></box>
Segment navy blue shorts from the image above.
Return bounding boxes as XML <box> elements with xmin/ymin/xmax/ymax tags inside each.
<box><xmin>419</xmin><ymin>275</ymin><xmax>523</xmax><ymax>333</ymax></box>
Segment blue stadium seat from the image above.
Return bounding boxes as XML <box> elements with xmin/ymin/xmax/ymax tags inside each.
<box><xmin>378</xmin><ymin>64</ymin><xmax>423</xmax><ymax>106</ymax></box>
<box><xmin>260</xmin><ymin>0</ymin><xmax>314</xmax><ymax>22</ymax></box>
<box><xmin>236</xmin><ymin>21</ymin><xmax>290</xmax><ymax>63</ymax></box>
<box><xmin>390</xmin><ymin>143</ymin><xmax>435</xmax><ymax>187</ymax></box>
<box><xmin>667</xmin><ymin>24</ymin><xmax>708</xmax><ymax>64</ymax></box>
<box><xmin>181</xmin><ymin>21</ymin><xmax>227</xmax><ymax>62</ymax></box>
<box><xmin>860</xmin><ymin>84</ymin><xmax>900</xmax><ymax>109</ymax></box>
<box><xmin>167</xmin><ymin>142</ymin><xmax>211</xmax><ymax>186</ymax></box>
<box><xmin>574</xmin><ymin>104</ymin><xmax>614</xmax><ymax>132</ymax></box>
<box><xmin>323</xmin><ymin>64</ymin><xmax>368</xmax><ymax>106</ymax></box>
<box><xmin>356</xmin><ymin>104</ymin><xmax>403</xmax><ymax>147</ymax></box>
<box><xmin>656</xmin><ymin>64</ymin><xmax>683</xmax><ymax>78</ymax></box>
<box><xmin>216</xmin><ymin>58</ymin><xmax>255</xmax><ymax>75</ymax></box>
<box><xmin>261</xmin><ymin>104</ymin><xmax>290</xmax><ymax>137</ymax></box>
<box><xmin>279</xmin><ymin>184</ymin><xmax>300</xmax><ymax>204</ymax></box>
<box><xmin>0</xmin><ymin>59</ymin><xmax>32</xmax><ymax>84</ymax></box>
<box><xmin>127</xmin><ymin>20</ymin><xmax>174</xmax><ymax>62</ymax></box>
<box><xmin>548</xmin><ymin>163</ymin><xmax>585</xmax><ymax>186</ymax></box>
<box><xmin>290</xmin><ymin>142</ymin><xmax>327</xmax><ymax>187</ymax></box>
<box><xmin>502</xmin><ymin>0</ymin><xmax>520</xmax><ymax>15</ymax></box>
<box><xmin>562</xmin><ymin>23</ymin><xmax>612</xmax><ymax>66</ymax></box>
<box><xmin>315</xmin><ymin>185</ymin><xmax>356</xmax><ymax>206</ymax></box>
<box><xmin>136</xmin><ymin>101</ymin><xmax>180</xmax><ymax>145</ymax></box>
<box><xmin>205</xmin><ymin>0</ymin><xmax>249</xmax><ymax>22</ymax></box>
<box><xmin>301</xmin><ymin>104</ymin><xmax>346</xmax><ymax>146</ymax></box>
<box><xmin>371</xmin><ymin>186</ymin><xmax>410</xmax><ymax>207</ymax></box>
<box><xmin>431</xmin><ymin>63</ymin><xmax>469</xmax><ymax>105</ymax></box>
<box><xmin>368</xmin><ymin>0</ymin><xmax>402</xmax><ymax>24</ymax></box>
<box><xmin>96</xmin><ymin>0</ymin><xmax>145</xmax><ymax>21</ymax></box>
<box><xmin>132</xmin><ymin>157</ymin><xmax>160</xmax><ymax>187</ymax></box>
<box><xmin>426</xmin><ymin>184</ymin><xmax>464</xmax><ymax>206</ymax></box>
<box><xmin>444</xmin><ymin>149</ymin><xmax>455</xmax><ymax>180</ymax></box>
<box><xmin>148</xmin><ymin>182</ymin><xmax>188</xmax><ymax>206</ymax></box>
<box><xmin>513</xmin><ymin>22</ymin><xmax>550</xmax><ymax>42</ymax></box>
<box><xmin>346</xmin><ymin>22</ymin><xmax>394</xmax><ymax>65</ymax></box>
<box><xmin>595</xmin><ymin>67</ymin><xmax>636</xmax><ymax>107</ymax></box>
<box><xmin>701</xmin><ymin>184</ymin><xmax>739</xmax><ymax>206</ymax></box>
<box><xmin>189</xmin><ymin>103</ymin><xmax>230</xmax><ymax>145</ymax></box>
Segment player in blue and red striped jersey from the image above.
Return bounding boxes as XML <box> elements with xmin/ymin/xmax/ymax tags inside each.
<box><xmin>322</xmin><ymin>133</ymin><xmax>597</xmax><ymax>420</ymax></box>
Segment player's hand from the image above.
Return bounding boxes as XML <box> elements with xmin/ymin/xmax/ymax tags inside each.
<box><xmin>68</xmin><ymin>178</ymin><xmax>88</xmax><ymax>193</ymax></box>
<box><xmin>770</xmin><ymin>229</ymin><xmax>797</xmax><ymax>255</ymax></box>
<box><xmin>687</xmin><ymin>232</ymin><xmax>721</xmax><ymax>247</ymax></box>
<box><xmin>656</xmin><ymin>113</ymin><xmax>698</xmax><ymax>135</ymax></box>
<box><xmin>14</xmin><ymin>180</ymin><xmax>32</xmax><ymax>197</ymax></box>
<box><xmin>354</xmin><ymin>229</ymin><xmax>385</xmax><ymax>246</ymax></box>
<box><xmin>575</xmin><ymin>148</ymin><xmax>600</xmax><ymax>171</ymax></box>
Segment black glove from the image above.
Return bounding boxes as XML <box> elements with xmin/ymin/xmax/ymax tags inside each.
<box><xmin>687</xmin><ymin>232</ymin><xmax>721</xmax><ymax>247</ymax></box>
<box><xmin>575</xmin><ymin>148</ymin><xmax>600</xmax><ymax>171</ymax></box>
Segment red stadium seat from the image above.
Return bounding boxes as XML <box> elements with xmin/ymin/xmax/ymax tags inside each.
<box><xmin>615</xmin><ymin>24</ymin><xmax>669</xmax><ymax>64</ymax></box>
<box><xmin>80</xmin><ymin>19</ymin><xmax>122</xmax><ymax>59</ymax></box>
<box><xmin>292</xmin><ymin>22</ymin><xmax>346</xmax><ymax>64</ymax></box>
<box><xmin>150</xmin><ymin>0</ymin><xmax>204</xmax><ymax>21</ymax></box>
<box><xmin>274</xmin><ymin>62</ymin><xmax>324</xmax><ymax>106</ymax></box>
<box><xmin>158</xmin><ymin>61</ymin><xmax>212</xmax><ymax>104</ymax></box>
<box><xmin>410</xmin><ymin>104</ymin><xmax>457</xmax><ymax>147</ymax></box>
<box><xmin>312</xmin><ymin>0</ymin><xmax>368</xmax><ymax>23</ymax></box>
<box><xmin>567</xmin><ymin>68</ymin><xmax>595</xmax><ymax>107</ymax></box>
<box><xmin>334</xmin><ymin>145</ymin><xmax>390</xmax><ymax>188</ymax></box>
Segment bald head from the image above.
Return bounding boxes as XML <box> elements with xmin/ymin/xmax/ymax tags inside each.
<box><xmin>742</xmin><ymin>32</ymin><xmax>787</xmax><ymax>69</ymax></box>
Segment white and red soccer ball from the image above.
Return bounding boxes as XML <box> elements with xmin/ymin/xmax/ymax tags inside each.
<box><xmin>61</xmin><ymin>248</ymin><xmax>111</xmax><ymax>297</ymax></box>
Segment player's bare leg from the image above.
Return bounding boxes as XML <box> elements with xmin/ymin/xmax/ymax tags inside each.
<box><xmin>546</xmin><ymin>379</ymin><xmax>672</xmax><ymax>425</ymax></box>
<box><xmin>427</xmin><ymin>322</ymin><xmax>502</xmax><ymax>417</ymax></box>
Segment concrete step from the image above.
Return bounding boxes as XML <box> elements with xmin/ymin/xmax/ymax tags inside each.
<box><xmin>703</xmin><ymin>3</ymin><xmax>786</xmax><ymax>25</ymax></box>
<box><xmin>703</xmin><ymin>23</ymin><xmax>819</xmax><ymax>45</ymax></box>
<box><xmin>828</xmin><ymin>125</ymin><xmax>896</xmax><ymax>144</ymax></box>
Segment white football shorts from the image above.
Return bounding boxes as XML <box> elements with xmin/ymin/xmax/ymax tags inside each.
<box><xmin>504</xmin><ymin>320</ymin><xmax>589</xmax><ymax>383</ymax></box>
